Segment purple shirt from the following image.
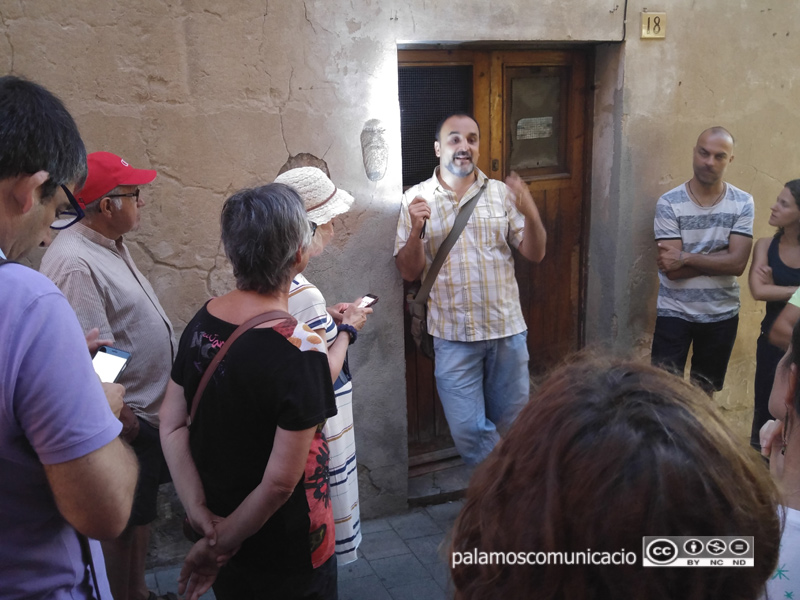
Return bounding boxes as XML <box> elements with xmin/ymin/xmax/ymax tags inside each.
<box><xmin>0</xmin><ymin>263</ymin><xmax>121</xmax><ymax>599</ymax></box>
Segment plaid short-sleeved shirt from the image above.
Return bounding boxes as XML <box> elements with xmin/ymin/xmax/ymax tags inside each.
<box><xmin>394</xmin><ymin>168</ymin><xmax>527</xmax><ymax>342</ymax></box>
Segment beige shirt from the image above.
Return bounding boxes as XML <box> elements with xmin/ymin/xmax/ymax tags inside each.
<box><xmin>394</xmin><ymin>168</ymin><xmax>527</xmax><ymax>342</ymax></box>
<box><xmin>40</xmin><ymin>223</ymin><xmax>175</xmax><ymax>427</ymax></box>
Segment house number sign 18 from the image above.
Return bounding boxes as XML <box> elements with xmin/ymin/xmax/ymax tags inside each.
<box><xmin>641</xmin><ymin>12</ymin><xmax>666</xmax><ymax>39</ymax></box>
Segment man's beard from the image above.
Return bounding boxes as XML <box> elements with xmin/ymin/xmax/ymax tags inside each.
<box><xmin>445</xmin><ymin>154</ymin><xmax>475</xmax><ymax>178</ymax></box>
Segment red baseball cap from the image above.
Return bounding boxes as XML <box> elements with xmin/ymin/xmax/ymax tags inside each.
<box><xmin>76</xmin><ymin>151</ymin><xmax>157</xmax><ymax>207</ymax></box>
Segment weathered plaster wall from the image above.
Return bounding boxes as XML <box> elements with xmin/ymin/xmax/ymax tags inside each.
<box><xmin>587</xmin><ymin>43</ymin><xmax>626</xmax><ymax>350</ymax></box>
<box><xmin>585</xmin><ymin>0</ymin><xmax>800</xmax><ymax>439</ymax></box>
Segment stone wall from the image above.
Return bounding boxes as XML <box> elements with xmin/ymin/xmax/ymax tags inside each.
<box><xmin>5</xmin><ymin>2</ymin><xmax>800</xmax><ymax>540</ymax></box>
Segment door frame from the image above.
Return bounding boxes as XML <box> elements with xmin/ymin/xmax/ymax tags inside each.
<box><xmin>398</xmin><ymin>46</ymin><xmax>595</xmax><ymax>463</ymax></box>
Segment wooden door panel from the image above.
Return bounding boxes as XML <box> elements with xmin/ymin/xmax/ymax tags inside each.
<box><xmin>495</xmin><ymin>50</ymin><xmax>588</xmax><ymax>373</ymax></box>
<box><xmin>404</xmin><ymin>279</ymin><xmax>453</xmax><ymax>455</ymax></box>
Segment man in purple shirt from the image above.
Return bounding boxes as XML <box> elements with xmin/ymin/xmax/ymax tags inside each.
<box><xmin>0</xmin><ymin>75</ymin><xmax>139</xmax><ymax>599</ymax></box>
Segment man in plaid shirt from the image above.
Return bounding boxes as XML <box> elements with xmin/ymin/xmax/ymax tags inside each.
<box><xmin>394</xmin><ymin>113</ymin><xmax>547</xmax><ymax>466</ymax></box>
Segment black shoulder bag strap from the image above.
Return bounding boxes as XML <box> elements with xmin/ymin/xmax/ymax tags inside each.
<box><xmin>411</xmin><ymin>185</ymin><xmax>485</xmax><ymax>306</ymax></box>
<box><xmin>77</xmin><ymin>534</ymin><xmax>102</xmax><ymax>599</ymax></box>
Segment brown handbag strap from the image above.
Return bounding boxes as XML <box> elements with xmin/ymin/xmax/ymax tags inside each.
<box><xmin>187</xmin><ymin>310</ymin><xmax>293</xmax><ymax>428</ymax></box>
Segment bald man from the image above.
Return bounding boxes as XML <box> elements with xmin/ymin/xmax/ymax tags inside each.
<box><xmin>651</xmin><ymin>127</ymin><xmax>754</xmax><ymax>394</ymax></box>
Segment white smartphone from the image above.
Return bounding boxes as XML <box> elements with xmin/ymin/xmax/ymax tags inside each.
<box><xmin>358</xmin><ymin>294</ymin><xmax>379</xmax><ymax>308</ymax></box>
<box><xmin>92</xmin><ymin>346</ymin><xmax>131</xmax><ymax>383</ymax></box>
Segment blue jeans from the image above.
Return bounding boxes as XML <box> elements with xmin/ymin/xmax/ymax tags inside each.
<box><xmin>433</xmin><ymin>332</ymin><xmax>530</xmax><ymax>466</ymax></box>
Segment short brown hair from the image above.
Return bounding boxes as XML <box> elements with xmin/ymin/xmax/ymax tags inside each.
<box><xmin>451</xmin><ymin>356</ymin><xmax>780</xmax><ymax>600</ymax></box>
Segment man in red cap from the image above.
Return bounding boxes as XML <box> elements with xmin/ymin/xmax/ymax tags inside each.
<box><xmin>41</xmin><ymin>151</ymin><xmax>176</xmax><ymax>600</ymax></box>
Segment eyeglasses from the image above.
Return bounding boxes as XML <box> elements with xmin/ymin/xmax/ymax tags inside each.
<box><xmin>50</xmin><ymin>184</ymin><xmax>86</xmax><ymax>230</ymax></box>
<box><xmin>310</xmin><ymin>221</ymin><xmax>318</xmax><ymax>237</ymax></box>
<box><xmin>107</xmin><ymin>189</ymin><xmax>141</xmax><ymax>202</ymax></box>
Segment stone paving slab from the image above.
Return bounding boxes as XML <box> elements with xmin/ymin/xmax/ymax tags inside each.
<box><xmin>339</xmin><ymin>574</ymin><xmax>394</xmax><ymax>600</ymax></box>
<box><xmin>145</xmin><ymin>572</ymin><xmax>157</xmax><ymax>593</ymax></box>
<box><xmin>360</xmin><ymin>517</ymin><xmax>393</xmax><ymax>534</ymax></box>
<box><xmin>387</xmin><ymin>578</ymin><xmax>447</xmax><ymax>600</ymax></box>
<box><xmin>429</xmin><ymin>560</ymin><xmax>453</xmax><ymax>593</ymax></box>
<box><xmin>359</xmin><ymin>528</ymin><xmax>413</xmax><ymax>561</ymax></box>
<box><xmin>387</xmin><ymin>510</ymin><xmax>443</xmax><ymax>541</ymax></box>
<box><xmin>369</xmin><ymin>552</ymin><xmax>431</xmax><ymax>589</ymax></box>
<box><xmin>337</xmin><ymin>552</ymin><xmax>376</xmax><ymax>582</ymax></box>
<box><xmin>146</xmin><ymin>499</ymin><xmax>464</xmax><ymax>599</ymax></box>
<box><xmin>433</xmin><ymin>465</ymin><xmax>473</xmax><ymax>495</ymax></box>
<box><xmin>153</xmin><ymin>566</ymin><xmax>181</xmax><ymax>595</ymax></box>
<box><xmin>343</xmin><ymin>501</ymin><xmax>461</xmax><ymax>598</ymax></box>
<box><xmin>424</xmin><ymin>500</ymin><xmax>467</xmax><ymax>527</ymax></box>
<box><xmin>406</xmin><ymin>533</ymin><xmax>450</xmax><ymax>575</ymax></box>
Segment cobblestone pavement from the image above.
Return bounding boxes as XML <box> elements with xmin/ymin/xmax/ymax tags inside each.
<box><xmin>146</xmin><ymin>499</ymin><xmax>464</xmax><ymax>600</ymax></box>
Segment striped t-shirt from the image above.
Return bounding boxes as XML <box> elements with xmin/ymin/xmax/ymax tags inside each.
<box><xmin>654</xmin><ymin>182</ymin><xmax>754</xmax><ymax>323</ymax></box>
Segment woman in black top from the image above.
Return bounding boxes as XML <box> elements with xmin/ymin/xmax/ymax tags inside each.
<box><xmin>748</xmin><ymin>179</ymin><xmax>800</xmax><ymax>450</ymax></box>
<box><xmin>160</xmin><ymin>184</ymin><xmax>338</xmax><ymax>600</ymax></box>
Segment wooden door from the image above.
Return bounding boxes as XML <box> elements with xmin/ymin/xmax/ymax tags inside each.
<box><xmin>492</xmin><ymin>50</ymin><xmax>590</xmax><ymax>372</ymax></box>
<box><xmin>399</xmin><ymin>49</ymin><xmax>591</xmax><ymax>464</ymax></box>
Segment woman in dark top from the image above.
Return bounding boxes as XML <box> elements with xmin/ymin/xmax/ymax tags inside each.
<box><xmin>748</xmin><ymin>179</ymin><xmax>800</xmax><ymax>450</ymax></box>
<box><xmin>160</xmin><ymin>184</ymin><xmax>338</xmax><ymax>600</ymax></box>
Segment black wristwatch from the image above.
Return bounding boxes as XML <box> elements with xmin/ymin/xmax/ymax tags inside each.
<box><xmin>337</xmin><ymin>324</ymin><xmax>358</xmax><ymax>345</ymax></box>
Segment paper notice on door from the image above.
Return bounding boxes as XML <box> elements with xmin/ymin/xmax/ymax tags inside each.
<box><xmin>516</xmin><ymin>117</ymin><xmax>553</xmax><ymax>140</ymax></box>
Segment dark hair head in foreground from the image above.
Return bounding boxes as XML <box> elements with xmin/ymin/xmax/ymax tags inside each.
<box><xmin>0</xmin><ymin>75</ymin><xmax>86</xmax><ymax>199</ymax></box>
<box><xmin>451</xmin><ymin>357</ymin><xmax>780</xmax><ymax>600</ymax></box>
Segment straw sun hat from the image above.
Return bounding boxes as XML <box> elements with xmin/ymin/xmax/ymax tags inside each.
<box><xmin>275</xmin><ymin>167</ymin><xmax>354</xmax><ymax>225</ymax></box>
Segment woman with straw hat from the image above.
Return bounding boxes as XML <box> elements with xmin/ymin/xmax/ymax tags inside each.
<box><xmin>276</xmin><ymin>166</ymin><xmax>372</xmax><ymax>565</ymax></box>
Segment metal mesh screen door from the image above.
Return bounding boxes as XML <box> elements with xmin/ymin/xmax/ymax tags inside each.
<box><xmin>398</xmin><ymin>65</ymin><xmax>473</xmax><ymax>188</ymax></box>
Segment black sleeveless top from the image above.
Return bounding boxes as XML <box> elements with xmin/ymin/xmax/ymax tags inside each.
<box><xmin>762</xmin><ymin>235</ymin><xmax>800</xmax><ymax>334</ymax></box>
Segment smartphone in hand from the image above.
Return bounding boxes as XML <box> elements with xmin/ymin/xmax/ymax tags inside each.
<box><xmin>358</xmin><ymin>294</ymin><xmax>379</xmax><ymax>308</ymax></box>
<box><xmin>92</xmin><ymin>346</ymin><xmax>131</xmax><ymax>383</ymax></box>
